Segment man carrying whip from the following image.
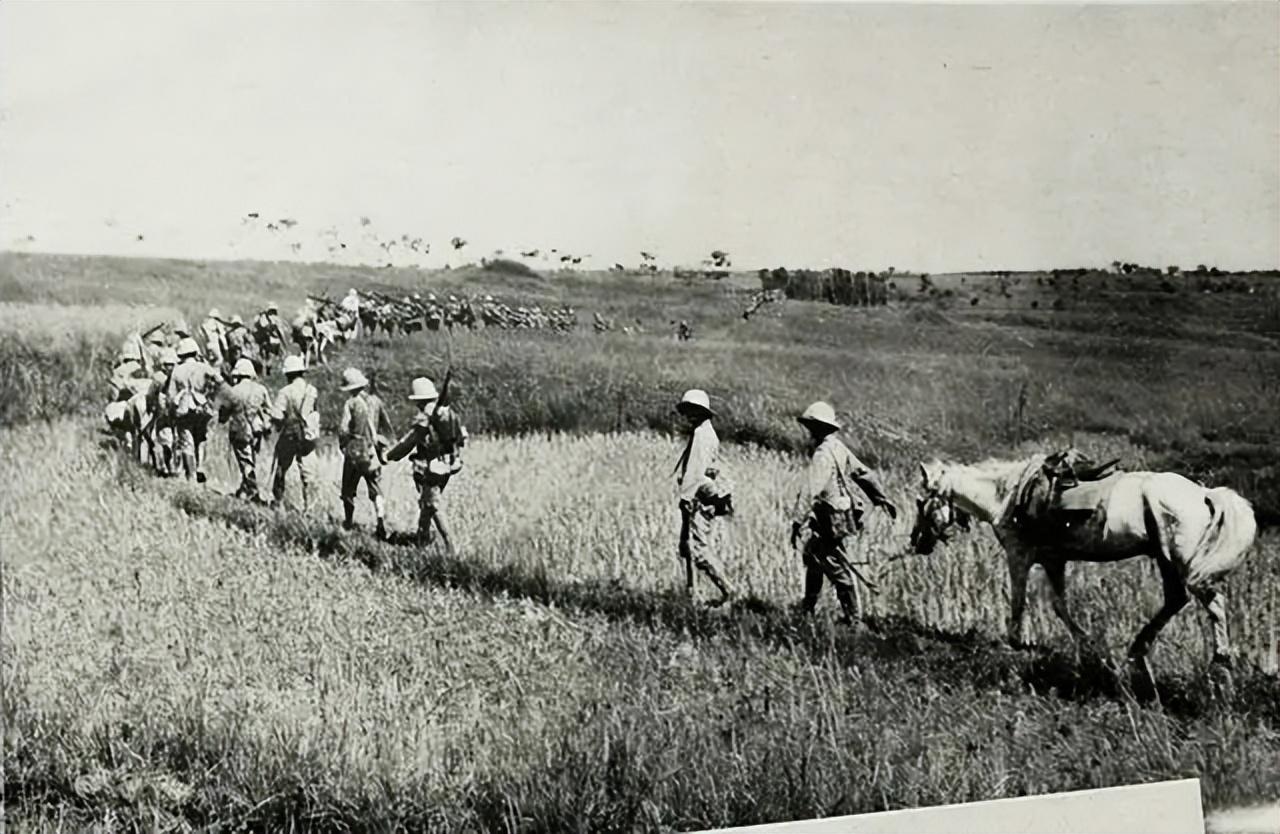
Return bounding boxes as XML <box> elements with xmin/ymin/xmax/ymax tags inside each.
<box><xmin>790</xmin><ymin>401</ymin><xmax>897</xmax><ymax>628</ymax></box>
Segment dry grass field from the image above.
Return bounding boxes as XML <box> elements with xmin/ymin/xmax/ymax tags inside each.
<box><xmin>2</xmin><ymin>251</ymin><xmax>1279</xmax><ymax>830</ymax></box>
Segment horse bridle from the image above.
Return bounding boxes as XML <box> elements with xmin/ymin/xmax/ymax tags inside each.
<box><xmin>916</xmin><ymin>488</ymin><xmax>970</xmax><ymax>543</ymax></box>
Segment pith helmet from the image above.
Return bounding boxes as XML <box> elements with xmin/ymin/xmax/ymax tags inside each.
<box><xmin>119</xmin><ymin>338</ymin><xmax>142</xmax><ymax>362</ymax></box>
<box><xmin>798</xmin><ymin>401</ymin><xmax>841</xmax><ymax>431</ymax></box>
<box><xmin>147</xmin><ymin>330</ymin><xmax>166</xmax><ymax>345</ymax></box>
<box><xmin>230</xmin><ymin>314</ymin><xmax>244</xmax><ymax>326</ymax></box>
<box><xmin>209</xmin><ymin>307</ymin><xmax>221</xmax><ymax>319</ymax></box>
<box><xmin>676</xmin><ymin>388</ymin><xmax>714</xmax><ymax>417</ymax></box>
<box><xmin>267</xmin><ymin>301</ymin><xmax>279</xmax><ymax>312</ymax></box>
<box><xmin>341</xmin><ymin>367</ymin><xmax>369</xmax><ymax>392</ymax></box>
<box><xmin>282</xmin><ymin>354</ymin><xmax>307</xmax><ymax>375</ymax></box>
<box><xmin>232</xmin><ymin>358</ymin><xmax>257</xmax><ymax>379</ymax></box>
<box><xmin>160</xmin><ymin>348</ymin><xmax>179</xmax><ymax>366</ymax></box>
<box><xmin>176</xmin><ymin>337</ymin><xmax>200</xmax><ymax>358</ymax></box>
<box><xmin>174</xmin><ymin>319</ymin><xmax>191</xmax><ymax>336</ymax></box>
<box><xmin>408</xmin><ymin>377</ymin><xmax>439</xmax><ymax>401</ymax></box>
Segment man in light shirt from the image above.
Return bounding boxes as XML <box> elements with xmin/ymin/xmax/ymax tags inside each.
<box><xmin>673</xmin><ymin>389</ymin><xmax>733</xmax><ymax>607</ymax></box>
<box><xmin>791</xmin><ymin>401</ymin><xmax>897</xmax><ymax>627</ymax></box>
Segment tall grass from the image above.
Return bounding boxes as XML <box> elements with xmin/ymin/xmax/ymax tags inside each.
<box><xmin>4</xmin><ymin>422</ymin><xmax>1278</xmax><ymax>830</ymax></box>
<box><xmin>3</xmin><ymin>253</ymin><xmax>1278</xmax><ymax>517</ymax></box>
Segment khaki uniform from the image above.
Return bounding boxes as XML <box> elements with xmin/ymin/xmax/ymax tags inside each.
<box><xmin>387</xmin><ymin>406</ymin><xmax>466</xmax><ymax>544</ymax></box>
<box><xmin>255</xmin><ymin>313</ymin><xmax>290</xmax><ymax>362</ymax></box>
<box><xmin>270</xmin><ymin>377</ymin><xmax>319</xmax><ymax>509</ymax></box>
<box><xmin>166</xmin><ymin>359</ymin><xmax>222</xmax><ymax>480</ymax></box>
<box><xmin>146</xmin><ymin>370</ymin><xmax>176</xmax><ymax>474</ymax></box>
<box><xmin>224</xmin><ymin>326</ymin><xmax>251</xmax><ymax>367</ymax></box>
<box><xmin>201</xmin><ymin>318</ymin><xmax>227</xmax><ymax>366</ymax></box>
<box><xmin>675</xmin><ymin>419</ymin><xmax>727</xmax><ymax>592</ymax></box>
<box><xmin>794</xmin><ymin>435</ymin><xmax>889</xmax><ymax>619</ymax></box>
<box><xmin>219</xmin><ymin>378</ymin><xmax>272</xmax><ymax>498</ymax></box>
<box><xmin>338</xmin><ymin>392</ymin><xmax>394</xmax><ymax>521</ymax></box>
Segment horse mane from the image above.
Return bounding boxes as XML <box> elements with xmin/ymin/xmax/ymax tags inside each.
<box><xmin>930</xmin><ymin>453</ymin><xmax>1048</xmax><ymax>521</ymax></box>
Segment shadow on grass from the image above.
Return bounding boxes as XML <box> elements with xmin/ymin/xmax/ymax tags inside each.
<box><xmin>163</xmin><ymin>481</ymin><xmax>1280</xmax><ymax>725</ymax></box>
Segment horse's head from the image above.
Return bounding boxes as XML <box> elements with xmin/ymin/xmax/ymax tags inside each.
<box><xmin>910</xmin><ymin>461</ymin><xmax>972</xmax><ymax>555</ymax></box>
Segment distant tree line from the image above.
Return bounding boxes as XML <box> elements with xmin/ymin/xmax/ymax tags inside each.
<box><xmin>758</xmin><ymin>267</ymin><xmax>892</xmax><ymax>307</ymax></box>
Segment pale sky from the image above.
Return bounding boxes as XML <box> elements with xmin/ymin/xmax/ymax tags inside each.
<box><xmin>1</xmin><ymin>1</ymin><xmax>1277</xmax><ymax>272</ymax></box>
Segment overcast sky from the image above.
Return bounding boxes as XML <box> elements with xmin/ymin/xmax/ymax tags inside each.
<box><xmin>1</xmin><ymin>1</ymin><xmax>1276</xmax><ymax>272</ymax></box>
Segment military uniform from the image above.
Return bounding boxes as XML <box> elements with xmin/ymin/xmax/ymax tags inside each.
<box><xmin>387</xmin><ymin>378</ymin><xmax>466</xmax><ymax>550</ymax></box>
<box><xmin>338</xmin><ymin>375</ymin><xmax>395</xmax><ymax>535</ymax></box>
<box><xmin>340</xmin><ymin>290</ymin><xmax>361</xmax><ymax>339</ymax></box>
<box><xmin>224</xmin><ymin>323</ymin><xmax>252</xmax><ymax>368</ymax></box>
<box><xmin>219</xmin><ymin>364</ymin><xmax>272</xmax><ymax>499</ymax></box>
<box><xmin>254</xmin><ymin>309</ymin><xmax>290</xmax><ymax>367</ymax></box>
<box><xmin>147</xmin><ymin>358</ymin><xmax>178</xmax><ymax>475</ymax></box>
<box><xmin>201</xmin><ymin>313</ymin><xmax>227</xmax><ymax>366</ymax></box>
<box><xmin>166</xmin><ymin>348</ymin><xmax>222</xmax><ymax>482</ymax></box>
<box><xmin>793</xmin><ymin>402</ymin><xmax>894</xmax><ymax>624</ymax></box>
<box><xmin>270</xmin><ymin>370</ymin><xmax>319</xmax><ymax>510</ymax></box>
<box><xmin>674</xmin><ymin>390</ymin><xmax>732</xmax><ymax>604</ymax></box>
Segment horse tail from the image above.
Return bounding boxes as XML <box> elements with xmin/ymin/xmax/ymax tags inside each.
<box><xmin>1187</xmin><ymin>487</ymin><xmax>1258</xmax><ymax>587</ymax></box>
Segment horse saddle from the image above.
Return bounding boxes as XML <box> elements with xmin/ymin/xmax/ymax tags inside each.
<box><xmin>1042</xmin><ymin>450</ymin><xmax>1121</xmax><ymax>491</ymax></box>
<box><xmin>1014</xmin><ymin>450</ymin><xmax>1123</xmax><ymax>538</ymax></box>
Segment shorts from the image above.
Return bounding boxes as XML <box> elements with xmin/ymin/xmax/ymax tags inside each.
<box><xmin>413</xmin><ymin>470</ymin><xmax>446</xmax><ymax>509</ymax></box>
<box><xmin>342</xmin><ymin>456</ymin><xmax>382</xmax><ymax>501</ymax></box>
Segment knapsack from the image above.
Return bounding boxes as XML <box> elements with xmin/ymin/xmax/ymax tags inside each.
<box><xmin>282</xmin><ymin>383</ymin><xmax>319</xmax><ymax>446</ymax></box>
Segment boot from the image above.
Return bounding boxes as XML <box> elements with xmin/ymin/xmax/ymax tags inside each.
<box><xmin>835</xmin><ymin>589</ymin><xmax>863</xmax><ymax>629</ymax></box>
<box><xmin>699</xmin><ymin>564</ymin><xmax>733</xmax><ymax>608</ymax></box>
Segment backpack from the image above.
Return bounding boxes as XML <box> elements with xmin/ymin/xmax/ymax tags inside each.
<box><xmin>811</xmin><ymin>454</ymin><xmax>863</xmax><ymax>540</ymax></box>
<box><xmin>282</xmin><ymin>382</ymin><xmax>319</xmax><ymax>447</ymax></box>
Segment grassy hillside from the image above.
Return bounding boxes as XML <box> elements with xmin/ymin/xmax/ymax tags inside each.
<box><xmin>4</xmin><ymin>422</ymin><xmax>1278</xmax><ymax>830</ymax></box>
<box><xmin>3</xmin><ymin>251</ymin><xmax>1279</xmax><ymax>829</ymax></box>
<box><xmin>3</xmin><ymin>252</ymin><xmax>1279</xmax><ymax>520</ymax></box>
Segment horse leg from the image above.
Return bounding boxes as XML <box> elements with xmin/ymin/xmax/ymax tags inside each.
<box><xmin>1043</xmin><ymin>560</ymin><xmax>1090</xmax><ymax>644</ymax></box>
<box><xmin>1006</xmin><ymin>550</ymin><xmax>1031</xmax><ymax>648</ymax></box>
<box><xmin>1127</xmin><ymin>555</ymin><xmax>1188</xmax><ymax>695</ymax></box>
<box><xmin>1190</xmin><ymin>586</ymin><xmax>1232</xmax><ymax>667</ymax></box>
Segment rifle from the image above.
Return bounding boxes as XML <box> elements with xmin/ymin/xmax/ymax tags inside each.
<box><xmin>142</xmin><ymin>321</ymin><xmax>167</xmax><ymax>338</ymax></box>
<box><xmin>430</xmin><ymin>367</ymin><xmax>453</xmax><ymax>425</ymax></box>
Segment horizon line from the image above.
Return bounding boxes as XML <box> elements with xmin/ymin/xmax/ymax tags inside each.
<box><xmin>4</xmin><ymin>247</ymin><xmax>1278</xmax><ymax>278</ymax></box>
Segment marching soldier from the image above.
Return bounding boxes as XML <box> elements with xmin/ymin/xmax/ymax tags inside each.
<box><xmin>269</xmin><ymin>354</ymin><xmax>320</xmax><ymax>511</ymax></box>
<box><xmin>341</xmin><ymin>288</ymin><xmax>361</xmax><ymax>339</ymax></box>
<box><xmin>167</xmin><ymin>337</ymin><xmax>222</xmax><ymax>482</ymax></box>
<box><xmin>218</xmin><ymin>358</ymin><xmax>272</xmax><ymax>500</ymax></box>
<box><xmin>673</xmin><ymin>389</ymin><xmax>734</xmax><ymax>606</ymax></box>
<box><xmin>147</xmin><ymin>348</ymin><xmax>180</xmax><ymax>476</ymax></box>
<box><xmin>201</xmin><ymin>308</ymin><xmax>227</xmax><ymax>367</ymax></box>
<box><xmin>109</xmin><ymin>341</ymin><xmax>145</xmax><ymax>401</ymax></box>
<box><xmin>223</xmin><ymin>314</ymin><xmax>251</xmax><ymax>369</ymax></box>
<box><xmin>790</xmin><ymin>401</ymin><xmax>897</xmax><ymax>627</ymax></box>
<box><xmin>254</xmin><ymin>302</ymin><xmax>290</xmax><ymax>371</ymax></box>
<box><xmin>386</xmin><ymin>376</ymin><xmax>467</xmax><ymax>553</ymax></box>
<box><xmin>292</xmin><ymin>303</ymin><xmax>318</xmax><ymax>366</ymax></box>
<box><xmin>337</xmin><ymin>367</ymin><xmax>395</xmax><ymax>539</ymax></box>
<box><xmin>106</xmin><ymin>342</ymin><xmax>152</xmax><ymax>461</ymax></box>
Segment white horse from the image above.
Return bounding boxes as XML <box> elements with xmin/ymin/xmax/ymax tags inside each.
<box><xmin>909</xmin><ymin>453</ymin><xmax>1257</xmax><ymax>683</ymax></box>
